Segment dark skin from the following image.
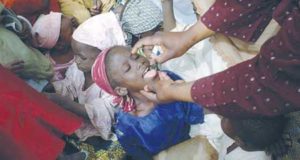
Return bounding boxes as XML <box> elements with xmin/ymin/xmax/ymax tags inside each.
<box><xmin>50</xmin><ymin>15</ymin><xmax>78</xmax><ymax>65</ymax></box>
<box><xmin>46</xmin><ymin>39</ymin><xmax>101</xmax><ymax>119</ymax></box>
<box><xmin>107</xmin><ymin>46</ymin><xmax>166</xmax><ymax>117</ymax></box>
<box><xmin>71</xmin><ymin>39</ymin><xmax>100</xmax><ymax>90</ymax></box>
<box><xmin>221</xmin><ymin>118</ymin><xmax>249</xmax><ymax>151</ymax></box>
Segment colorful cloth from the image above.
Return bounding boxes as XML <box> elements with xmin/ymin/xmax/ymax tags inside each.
<box><xmin>8</xmin><ymin>0</ymin><xmax>60</xmax><ymax>23</ymax></box>
<box><xmin>115</xmin><ymin>71</ymin><xmax>204</xmax><ymax>159</ymax></box>
<box><xmin>0</xmin><ymin>27</ymin><xmax>54</xmax><ymax>80</ymax></box>
<box><xmin>32</xmin><ymin>12</ymin><xmax>62</xmax><ymax>49</ymax></box>
<box><xmin>92</xmin><ymin>48</ymin><xmax>135</xmax><ymax>112</ymax></box>
<box><xmin>53</xmin><ymin>63</ymin><xmax>116</xmax><ymax>141</ymax></box>
<box><xmin>72</xmin><ymin>11</ymin><xmax>125</xmax><ymax>50</ymax></box>
<box><xmin>0</xmin><ymin>66</ymin><xmax>82</xmax><ymax>160</ymax></box>
<box><xmin>191</xmin><ymin>0</ymin><xmax>300</xmax><ymax>117</ymax></box>
<box><xmin>120</xmin><ymin>0</ymin><xmax>162</xmax><ymax>35</ymax></box>
<box><xmin>58</xmin><ymin>0</ymin><xmax>91</xmax><ymax>24</ymax></box>
<box><xmin>59</xmin><ymin>0</ymin><xmax>116</xmax><ymax>24</ymax></box>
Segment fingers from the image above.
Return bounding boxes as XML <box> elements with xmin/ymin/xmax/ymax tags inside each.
<box><xmin>131</xmin><ymin>36</ymin><xmax>161</xmax><ymax>54</ymax></box>
<box><xmin>140</xmin><ymin>90</ymin><xmax>158</xmax><ymax>102</ymax></box>
<box><xmin>158</xmin><ymin>72</ymin><xmax>171</xmax><ymax>80</ymax></box>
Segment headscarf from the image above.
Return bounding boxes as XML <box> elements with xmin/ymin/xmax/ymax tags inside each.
<box><xmin>92</xmin><ymin>49</ymin><xmax>135</xmax><ymax>112</ymax></box>
<box><xmin>32</xmin><ymin>12</ymin><xmax>62</xmax><ymax>49</ymax></box>
<box><xmin>120</xmin><ymin>0</ymin><xmax>163</xmax><ymax>35</ymax></box>
<box><xmin>72</xmin><ymin>11</ymin><xmax>125</xmax><ymax>50</ymax></box>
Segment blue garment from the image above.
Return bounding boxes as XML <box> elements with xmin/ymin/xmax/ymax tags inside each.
<box><xmin>114</xmin><ymin>71</ymin><xmax>204</xmax><ymax>159</ymax></box>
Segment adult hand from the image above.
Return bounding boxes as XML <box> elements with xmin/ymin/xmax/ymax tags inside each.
<box><xmin>132</xmin><ymin>31</ymin><xmax>189</xmax><ymax>64</ymax></box>
<box><xmin>132</xmin><ymin>20</ymin><xmax>215</xmax><ymax>64</ymax></box>
<box><xmin>141</xmin><ymin>72</ymin><xmax>186</xmax><ymax>103</ymax></box>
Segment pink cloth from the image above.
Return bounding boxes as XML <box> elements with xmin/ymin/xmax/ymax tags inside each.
<box><xmin>32</xmin><ymin>12</ymin><xmax>62</xmax><ymax>49</ymax></box>
<box><xmin>45</xmin><ymin>53</ymin><xmax>75</xmax><ymax>81</ymax></box>
<box><xmin>92</xmin><ymin>49</ymin><xmax>135</xmax><ymax>112</ymax></box>
<box><xmin>52</xmin><ymin>63</ymin><xmax>116</xmax><ymax>140</ymax></box>
<box><xmin>72</xmin><ymin>11</ymin><xmax>125</xmax><ymax>50</ymax></box>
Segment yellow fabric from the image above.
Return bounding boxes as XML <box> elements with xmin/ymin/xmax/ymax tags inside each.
<box><xmin>58</xmin><ymin>0</ymin><xmax>116</xmax><ymax>24</ymax></box>
<box><xmin>101</xmin><ymin>0</ymin><xmax>116</xmax><ymax>13</ymax></box>
<box><xmin>58</xmin><ymin>0</ymin><xmax>91</xmax><ymax>24</ymax></box>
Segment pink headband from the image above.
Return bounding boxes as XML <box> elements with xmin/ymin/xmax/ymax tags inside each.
<box><xmin>32</xmin><ymin>12</ymin><xmax>62</xmax><ymax>49</ymax></box>
<box><xmin>92</xmin><ymin>49</ymin><xmax>135</xmax><ymax>112</ymax></box>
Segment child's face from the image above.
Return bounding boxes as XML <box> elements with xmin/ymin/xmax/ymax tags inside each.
<box><xmin>108</xmin><ymin>46</ymin><xmax>158</xmax><ymax>92</ymax></box>
<box><xmin>53</xmin><ymin>15</ymin><xmax>78</xmax><ymax>52</ymax></box>
<box><xmin>71</xmin><ymin>39</ymin><xmax>100</xmax><ymax>72</ymax></box>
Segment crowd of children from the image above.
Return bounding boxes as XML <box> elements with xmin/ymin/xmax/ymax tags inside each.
<box><xmin>0</xmin><ymin>0</ymin><xmax>299</xmax><ymax>160</ymax></box>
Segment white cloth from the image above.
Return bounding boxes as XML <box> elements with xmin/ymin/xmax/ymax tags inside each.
<box><xmin>72</xmin><ymin>11</ymin><xmax>125</xmax><ymax>50</ymax></box>
<box><xmin>161</xmin><ymin>23</ymin><xmax>227</xmax><ymax>81</ymax></box>
<box><xmin>53</xmin><ymin>63</ymin><xmax>117</xmax><ymax>141</ymax></box>
<box><xmin>150</xmin><ymin>0</ymin><xmax>197</xmax><ymax>25</ymax></box>
<box><xmin>191</xmin><ymin>114</ymin><xmax>271</xmax><ymax>160</ymax></box>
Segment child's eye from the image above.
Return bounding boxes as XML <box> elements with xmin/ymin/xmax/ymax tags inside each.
<box><xmin>124</xmin><ymin>64</ymin><xmax>131</xmax><ymax>72</ymax></box>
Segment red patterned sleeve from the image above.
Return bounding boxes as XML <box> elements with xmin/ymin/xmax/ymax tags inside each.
<box><xmin>201</xmin><ymin>0</ymin><xmax>280</xmax><ymax>42</ymax></box>
<box><xmin>191</xmin><ymin>1</ymin><xmax>300</xmax><ymax>118</ymax></box>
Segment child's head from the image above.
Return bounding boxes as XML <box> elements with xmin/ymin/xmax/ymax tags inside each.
<box><xmin>92</xmin><ymin>45</ymin><xmax>158</xmax><ymax>112</ymax></box>
<box><xmin>104</xmin><ymin>46</ymin><xmax>157</xmax><ymax>95</ymax></box>
<box><xmin>32</xmin><ymin>12</ymin><xmax>77</xmax><ymax>52</ymax></box>
<box><xmin>71</xmin><ymin>39</ymin><xmax>100</xmax><ymax>73</ymax></box>
<box><xmin>221</xmin><ymin>117</ymin><xmax>286</xmax><ymax>151</ymax></box>
<box><xmin>71</xmin><ymin>12</ymin><xmax>126</xmax><ymax>72</ymax></box>
<box><xmin>120</xmin><ymin>0</ymin><xmax>163</xmax><ymax>39</ymax></box>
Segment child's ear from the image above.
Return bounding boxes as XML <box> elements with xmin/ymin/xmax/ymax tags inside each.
<box><xmin>114</xmin><ymin>87</ymin><xmax>128</xmax><ymax>96</ymax></box>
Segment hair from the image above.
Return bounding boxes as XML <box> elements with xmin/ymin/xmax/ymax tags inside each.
<box><xmin>104</xmin><ymin>46</ymin><xmax>121</xmax><ymax>89</ymax></box>
<box><xmin>231</xmin><ymin>116</ymin><xmax>286</xmax><ymax>150</ymax></box>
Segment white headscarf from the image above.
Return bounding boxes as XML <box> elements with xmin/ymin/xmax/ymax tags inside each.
<box><xmin>72</xmin><ymin>11</ymin><xmax>125</xmax><ymax>50</ymax></box>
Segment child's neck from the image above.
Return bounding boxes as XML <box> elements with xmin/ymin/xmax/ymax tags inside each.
<box><xmin>83</xmin><ymin>72</ymin><xmax>94</xmax><ymax>90</ymax></box>
<box><xmin>129</xmin><ymin>92</ymin><xmax>156</xmax><ymax>117</ymax></box>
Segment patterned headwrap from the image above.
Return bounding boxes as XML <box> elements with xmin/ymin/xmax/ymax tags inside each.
<box><xmin>120</xmin><ymin>0</ymin><xmax>163</xmax><ymax>35</ymax></box>
<box><xmin>92</xmin><ymin>48</ymin><xmax>135</xmax><ymax>112</ymax></box>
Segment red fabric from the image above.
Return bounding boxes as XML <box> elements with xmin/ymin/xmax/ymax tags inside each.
<box><xmin>0</xmin><ymin>66</ymin><xmax>82</xmax><ymax>160</ymax></box>
<box><xmin>92</xmin><ymin>49</ymin><xmax>136</xmax><ymax>112</ymax></box>
<box><xmin>0</xmin><ymin>0</ymin><xmax>15</xmax><ymax>8</ymax></box>
<box><xmin>191</xmin><ymin>0</ymin><xmax>300</xmax><ymax>118</ymax></box>
<box><xmin>201</xmin><ymin>0</ymin><xmax>280</xmax><ymax>42</ymax></box>
<box><xmin>10</xmin><ymin>0</ymin><xmax>60</xmax><ymax>24</ymax></box>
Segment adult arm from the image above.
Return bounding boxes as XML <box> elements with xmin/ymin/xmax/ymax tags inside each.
<box><xmin>162</xmin><ymin>0</ymin><xmax>176</xmax><ymax>31</ymax></box>
<box><xmin>144</xmin><ymin>3</ymin><xmax>300</xmax><ymax>118</ymax></box>
<box><xmin>132</xmin><ymin>20</ymin><xmax>214</xmax><ymax>63</ymax></box>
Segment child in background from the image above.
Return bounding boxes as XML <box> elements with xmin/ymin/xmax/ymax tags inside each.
<box><xmin>47</xmin><ymin>11</ymin><xmax>125</xmax><ymax>141</ymax></box>
<box><xmin>32</xmin><ymin>12</ymin><xmax>78</xmax><ymax>81</ymax></box>
<box><xmin>92</xmin><ymin>45</ymin><xmax>204</xmax><ymax>159</ymax></box>
<box><xmin>219</xmin><ymin>117</ymin><xmax>286</xmax><ymax>160</ymax></box>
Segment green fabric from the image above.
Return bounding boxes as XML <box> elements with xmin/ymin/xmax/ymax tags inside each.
<box><xmin>0</xmin><ymin>27</ymin><xmax>53</xmax><ymax>79</ymax></box>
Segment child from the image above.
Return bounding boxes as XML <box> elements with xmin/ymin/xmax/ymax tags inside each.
<box><xmin>91</xmin><ymin>45</ymin><xmax>204</xmax><ymax>159</ymax></box>
<box><xmin>32</xmin><ymin>12</ymin><xmax>78</xmax><ymax>81</ymax></box>
<box><xmin>48</xmin><ymin>12</ymin><xmax>125</xmax><ymax>141</ymax></box>
<box><xmin>220</xmin><ymin>117</ymin><xmax>286</xmax><ymax>159</ymax></box>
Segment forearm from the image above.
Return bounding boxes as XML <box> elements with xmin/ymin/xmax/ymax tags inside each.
<box><xmin>162</xmin><ymin>0</ymin><xmax>176</xmax><ymax>31</ymax></box>
<box><xmin>181</xmin><ymin>20</ymin><xmax>215</xmax><ymax>52</ymax></box>
<box><xmin>45</xmin><ymin>93</ymin><xmax>89</xmax><ymax>119</ymax></box>
<box><xmin>169</xmin><ymin>81</ymin><xmax>194</xmax><ymax>102</ymax></box>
